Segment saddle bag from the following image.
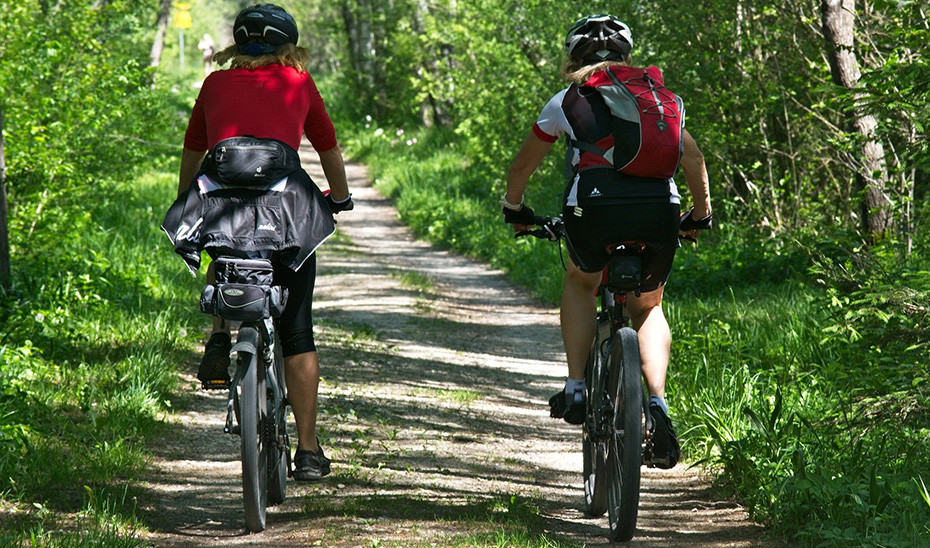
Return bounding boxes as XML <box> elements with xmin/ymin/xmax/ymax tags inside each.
<box><xmin>201</xmin><ymin>136</ymin><xmax>301</xmax><ymax>188</ymax></box>
<box><xmin>605</xmin><ymin>254</ymin><xmax>642</xmax><ymax>294</ymax></box>
<box><xmin>199</xmin><ymin>257</ymin><xmax>288</xmax><ymax>321</ymax></box>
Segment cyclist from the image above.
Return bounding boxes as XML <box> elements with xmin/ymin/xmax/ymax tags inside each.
<box><xmin>176</xmin><ymin>3</ymin><xmax>353</xmax><ymax>481</ymax></box>
<box><xmin>501</xmin><ymin>14</ymin><xmax>712</xmax><ymax>468</ymax></box>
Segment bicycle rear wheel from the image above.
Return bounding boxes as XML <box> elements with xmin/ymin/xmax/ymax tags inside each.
<box><xmin>267</xmin><ymin>335</ymin><xmax>288</xmax><ymax>506</ymax></box>
<box><xmin>237</xmin><ymin>326</ymin><xmax>269</xmax><ymax>532</ymax></box>
<box><xmin>582</xmin><ymin>338</ymin><xmax>607</xmax><ymax>517</ymax></box>
<box><xmin>605</xmin><ymin>326</ymin><xmax>643</xmax><ymax>542</ymax></box>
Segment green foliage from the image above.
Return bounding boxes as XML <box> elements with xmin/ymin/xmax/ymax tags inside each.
<box><xmin>0</xmin><ymin>4</ymin><xmax>200</xmax><ymax>538</ymax></box>
<box><xmin>320</xmin><ymin>0</ymin><xmax>927</xmax><ymax>240</ymax></box>
<box><xmin>0</xmin><ymin>168</ymin><xmax>204</xmax><ymax>543</ymax></box>
<box><xmin>0</xmin><ymin>168</ymin><xmax>202</xmax><ymax>507</ymax></box>
<box><xmin>1</xmin><ymin>2</ymin><xmax>182</xmax><ymax>181</ymax></box>
<box><xmin>0</xmin><ymin>1</ymin><xmax>189</xmax><ymax>284</ymax></box>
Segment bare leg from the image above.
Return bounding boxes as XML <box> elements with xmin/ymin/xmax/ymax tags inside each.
<box><xmin>284</xmin><ymin>351</ymin><xmax>321</xmax><ymax>452</ymax></box>
<box><xmin>624</xmin><ymin>287</ymin><xmax>670</xmax><ymax>398</ymax></box>
<box><xmin>560</xmin><ymin>259</ymin><xmax>602</xmax><ymax>380</ymax></box>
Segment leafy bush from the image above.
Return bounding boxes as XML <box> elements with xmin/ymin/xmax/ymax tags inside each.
<box><xmin>0</xmin><ymin>2</ymin><xmax>197</xmax><ymax>540</ymax></box>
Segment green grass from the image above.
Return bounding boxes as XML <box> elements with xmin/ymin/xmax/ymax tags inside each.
<box><xmin>413</xmin><ymin>387</ymin><xmax>483</xmax><ymax>408</ymax></box>
<box><xmin>0</xmin><ymin>165</ymin><xmax>204</xmax><ymax>544</ymax></box>
<box><xmin>391</xmin><ymin>270</ymin><xmax>436</xmax><ymax>293</ymax></box>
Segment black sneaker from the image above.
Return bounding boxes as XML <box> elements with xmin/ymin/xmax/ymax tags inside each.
<box><xmin>198</xmin><ymin>332</ymin><xmax>231</xmax><ymax>390</ymax></box>
<box><xmin>293</xmin><ymin>446</ymin><xmax>331</xmax><ymax>481</ymax></box>
<box><xmin>549</xmin><ymin>389</ymin><xmax>586</xmax><ymax>425</ymax></box>
<box><xmin>649</xmin><ymin>403</ymin><xmax>680</xmax><ymax>469</ymax></box>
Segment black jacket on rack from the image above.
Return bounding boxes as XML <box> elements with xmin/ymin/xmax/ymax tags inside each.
<box><xmin>161</xmin><ymin>168</ymin><xmax>335</xmax><ymax>275</ymax></box>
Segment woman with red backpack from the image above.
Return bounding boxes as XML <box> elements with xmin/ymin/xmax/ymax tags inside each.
<box><xmin>502</xmin><ymin>14</ymin><xmax>713</xmax><ymax>468</ymax></box>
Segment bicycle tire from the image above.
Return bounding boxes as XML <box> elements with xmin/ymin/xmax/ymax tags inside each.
<box><xmin>582</xmin><ymin>335</ymin><xmax>607</xmax><ymax>517</ymax></box>
<box><xmin>267</xmin><ymin>334</ymin><xmax>288</xmax><ymax>506</ymax></box>
<box><xmin>605</xmin><ymin>326</ymin><xmax>643</xmax><ymax>542</ymax></box>
<box><xmin>237</xmin><ymin>326</ymin><xmax>269</xmax><ymax>532</ymax></box>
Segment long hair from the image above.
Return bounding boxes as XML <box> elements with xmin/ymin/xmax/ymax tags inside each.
<box><xmin>213</xmin><ymin>43</ymin><xmax>309</xmax><ymax>73</ymax></box>
<box><xmin>561</xmin><ymin>55</ymin><xmax>632</xmax><ymax>84</ymax></box>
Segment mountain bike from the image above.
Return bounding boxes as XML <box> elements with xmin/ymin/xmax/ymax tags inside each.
<box><xmin>199</xmin><ymin>256</ymin><xmax>291</xmax><ymax>532</ymax></box>
<box><xmin>517</xmin><ymin>216</ymin><xmax>656</xmax><ymax>542</ymax></box>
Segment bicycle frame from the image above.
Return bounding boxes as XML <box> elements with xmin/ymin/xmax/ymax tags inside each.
<box><xmin>198</xmin><ymin>254</ymin><xmax>291</xmax><ymax>532</ymax></box>
<box><xmin>518</xmin><ymin>215</ymin><xmax>659</xmax><ymax>541</ymax></box>
<box><xmin>595</xmin><ymin>281</ymin><xmax>655</xmax><ymax>442</ymax></box>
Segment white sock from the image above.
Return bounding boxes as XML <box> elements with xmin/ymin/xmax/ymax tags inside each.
<box><xmin>564</xmin><ymin>378</ymin><xmax>585</xmax><ymax>403</ymax></box>
<box><xmin>650</xmin><ymin>395</ymin><xmax>669</xmax><ymax>414</ymax></box>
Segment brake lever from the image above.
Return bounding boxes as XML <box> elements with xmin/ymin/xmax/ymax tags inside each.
<box><xmin>541</xmin><ymin>224</ymin><xmax>560</xmax><ymax>242</ymax></box>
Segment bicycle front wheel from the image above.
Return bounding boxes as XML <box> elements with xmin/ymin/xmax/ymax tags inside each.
<box><xmin>605</xmin><ymin>326</ymin><xmax>643</xmax><ymax>542</ymax></box>
<box><xmin>237</xmin><ymin>326</ymin><xmax>269</xmax><ymax>532</ymax></box>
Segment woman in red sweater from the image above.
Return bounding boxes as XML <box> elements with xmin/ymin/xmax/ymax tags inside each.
<box><xmin>177</xmin><ymin>4</ymin><xmax>351</xmax><ymax>481</ymax></box>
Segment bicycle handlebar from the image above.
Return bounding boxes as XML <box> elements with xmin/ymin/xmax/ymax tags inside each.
<box><xmin>515</xmin><ymin>214</ymin><xmax>700</xmax><ymax>245</ymax></box>
<box><xmin>514</xmin><ymin>216</ymin><xmax>564</xmax><ymax>242</ymax></box>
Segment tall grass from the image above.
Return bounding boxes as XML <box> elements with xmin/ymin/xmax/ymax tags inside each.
<box><xmin>341</xmin><ymin>119</ymin><xmax>930</xmax><ymax>546</ymax></box>
<box><xmin>0</xmin><ymin>166</ymin><xmax>203</xmax><ymax>543</ymax></box>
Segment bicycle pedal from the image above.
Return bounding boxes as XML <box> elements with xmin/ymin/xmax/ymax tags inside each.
<box><xmin>201</xmin><ymin>379</ymin><xmax>231</xmax><ymax>390</ymax></box>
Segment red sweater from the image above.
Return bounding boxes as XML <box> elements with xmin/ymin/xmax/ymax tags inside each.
<box><xmin>183</xmin><ymin>64</ymin><xmax>337</xmax><ymax>152</ymax></box>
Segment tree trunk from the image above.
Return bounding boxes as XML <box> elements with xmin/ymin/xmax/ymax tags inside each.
<box><xmin>413</xmin><ymin>0</ymin><xmax>453</xmax><ymax>127</ymax></box>
<box><xmin>821</xmin><ymin>0</ymin><xmax>891</xmax><ymax>238</ymax></box>
<box><xmin>342</xmin><ymin>0</ymin><xmax>375</xmax><ymax>75</ymax></box>
<box><xmin>341</xmin><ymin>0</ymin><xmax>378</xmax><ymax>112</ymax></box>
<box><xmin>0</xmin><ymin>106</ymin><xmax>10</xmax><ymax>289</ymax></box>
<box><xmin>150</xmin><ymin>0</ymin><xmax>172</xmax><ymax>68</ymax></box>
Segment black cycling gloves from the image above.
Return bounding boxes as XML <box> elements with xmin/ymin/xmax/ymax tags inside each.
<box><xmin>502</xmin><ymin>203</ymin><xmax>536</xmax><ymax>225</ymax></box>
<box><xmin>679</xmin><ymin>207</ymin><xmax>713</xmax><ymax>231</ymax></box>
<box><xmin>327</xmin><ymin>193</ymin><xmax>355</xmax><ymax>214</ymax></box>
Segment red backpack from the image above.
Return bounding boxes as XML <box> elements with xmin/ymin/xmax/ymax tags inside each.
<box><xmin>576</xmin><ymin>65</ymin><xmax>684</xmax><ymax>179</ymax></box>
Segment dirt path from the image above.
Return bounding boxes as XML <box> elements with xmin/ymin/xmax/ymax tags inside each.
<box><xmin>138</xmin><ymin>151</ymin><xmax>773</xmax><ymax>547</ymax></box>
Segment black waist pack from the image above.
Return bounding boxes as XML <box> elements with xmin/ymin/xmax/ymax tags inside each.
<box><xmin>200</xmin><ymin>257</ymin><xmax>288</xmax><ymax>321</ymax></box>
<box><xmin>201</xmin><ymin>136</ymin><xmax>301</xmax><ymax>187</ymax></box>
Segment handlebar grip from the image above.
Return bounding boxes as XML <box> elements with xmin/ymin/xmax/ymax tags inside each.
<box><xmin>532</xmin><ymin>215</ymin><xmax>550</xmax><ymax>226</ymax></box>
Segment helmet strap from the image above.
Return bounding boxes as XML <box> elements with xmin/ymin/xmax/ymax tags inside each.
<box><xmin>238</xmin><ymin>42</ymin><xmax>278</xmax><ymax>56</ymax></box>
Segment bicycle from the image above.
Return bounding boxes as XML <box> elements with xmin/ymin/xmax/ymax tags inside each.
<box><xmin>517</xmin><ymin>216</ymin><xmax>657</xmax><ymax>542</ymax></box>
<box><xmin>198</xmin><ymin>256</ymin><xmax>291</xmax><ymax>532</ymax></box>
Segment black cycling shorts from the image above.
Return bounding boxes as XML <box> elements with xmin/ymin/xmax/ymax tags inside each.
<box><xmin>273</xmin><ymin>254</ymin><xmax>317</xmax><ymax>357</ymax></box>
<box><xmin>562</xmin><ymin>202</ymin><xmax>680</xmax><ymax>293</ymax></box>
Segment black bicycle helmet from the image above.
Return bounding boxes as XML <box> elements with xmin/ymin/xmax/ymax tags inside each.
<box><xmin>565</xmin><ymin>14</ymin><xmax>633</xmax><ymax>64</ymax></box>
<box><xmin>234</xmin><ymin>4</ymin><xmax>299</xmax><ymax>55</ymax></box>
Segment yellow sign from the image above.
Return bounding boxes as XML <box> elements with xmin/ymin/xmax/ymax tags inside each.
<box><xmin>173</xmin><ymin>4</ymin><xmax>192</xmax><ymax>29</ymax></box>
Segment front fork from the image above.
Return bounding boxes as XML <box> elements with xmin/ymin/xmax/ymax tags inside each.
<box><xmin>222</xmin><ymin>320</ymin><xmax>288</xmax><ymax>452</ymax></box>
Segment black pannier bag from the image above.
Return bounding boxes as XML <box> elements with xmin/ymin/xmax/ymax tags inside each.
<box><xmin>200</xmin><ymin>257</ymin><xmax>288</xmax><ymax>321</ymax></box>
<box><xmin>201</xmin><ymin>136</ymin><xmax>301</xmax><ymax>187</ymax></box>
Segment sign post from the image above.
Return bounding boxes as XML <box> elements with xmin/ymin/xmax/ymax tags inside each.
<box><xmin>173</xmin><ymin>3</ymin><xmax>192</xmax><ymax>71</ymax></box>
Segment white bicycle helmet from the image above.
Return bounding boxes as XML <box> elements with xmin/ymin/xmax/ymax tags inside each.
<box><xmin>565</xmin><ymin>14</ymin><xmax>633</xmax><ymax>64</ymax></box>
